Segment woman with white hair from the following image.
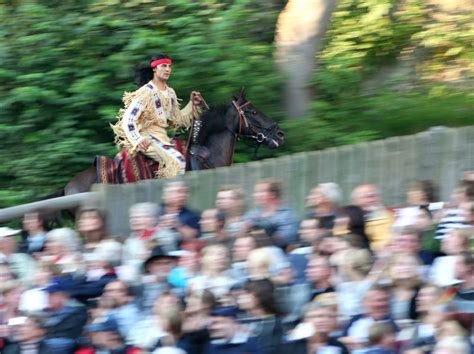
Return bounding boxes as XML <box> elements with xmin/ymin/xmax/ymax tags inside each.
<box><xmin>306</xmin><ymin>182</ymin><xmax>343</xmax><ymax>230</ymax></box>
<box><xmin>44</xmin><ymin>227</ymin><xmax>83</xmax><ymax>274</ymax></box>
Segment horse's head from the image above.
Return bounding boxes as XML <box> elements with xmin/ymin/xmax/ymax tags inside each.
<box><xmin>230</xmin><ymin>89</ymin><xmax>284</xmax><ymax>149</ymax></box>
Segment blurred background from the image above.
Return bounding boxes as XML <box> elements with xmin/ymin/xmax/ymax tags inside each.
<box><xmin>0</xmin><ymin>0</ymin><xmax>473</xmax><ymax>209</ymax></box>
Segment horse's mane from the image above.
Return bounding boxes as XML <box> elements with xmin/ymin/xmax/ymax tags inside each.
<box><xmin>196</xmin><ymin>104</ymin><xmax>231</xmax><ymax>145</ymax></box>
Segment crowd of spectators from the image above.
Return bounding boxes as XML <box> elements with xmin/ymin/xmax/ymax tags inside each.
<box><xmin>0</xmin><ymin>173</ymin><xmax>473</xmax><ymax>354</ymax></box>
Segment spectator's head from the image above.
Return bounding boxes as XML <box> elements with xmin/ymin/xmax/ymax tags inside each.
<box><xmin>15</xmin><ymin>315</ymin><xmax>47</xmax><ymax>344</ymax></box>
<box><xmin>304</xmin><ymin>301</ymin><xmax>338</xmax><ymax>335</ymax></box>
<box><xmin>215</xmin><ymin>186</ymin><xmax>245</xmax><ymax>216</ymax></box>
<box><xmin>454</xmin><ymin>251</ymin><xmax>474</xmax><ymax>282</ymax></box>
<box><xmin>22</xmin><ymin>210</ymin><xmax>50</xmax><ymax>234</ymax></box>
<box><xmin>239</xmin><ymin>279</ymin><xmax>277</xmax><ymax>316</ymax></box>
<box><xmin>298</xmin><ymin>218</ymin><xmax>324</xmax><ymax>245</ymax></box>
<box><xmin>144</xmin><ymin>246</ymin><xmax>177</xmax><ymax>280</ymax></box>
<box><xmin>246</xmin><ymin>247</ymin><xmax>273</xmax><ymax>280</ymax></box>
<box><xmin>367</xmin><ymin>322</ymin><xmax>397</xmax><ymax>350</ymax></box>
<box><xmin>153</xmin><ymin>290</ymin><xmax>181</xmax><ymax>318</ymax></box>
<box><xmin>407</xmin><ymin>180</ymin><xmax>438</xmax><ymax>205</ymax></box>
<box><xmin>0</xmin><ymin>227</ymin><xmax>20</xmax><ymax>255</ymax></box>
<box><xmin>415</xmin><ymin>206</ymin><xmax>434</xmax><ymax>232</ymax></box>
<box><xmin>163</xmin><ymin>181</ymin><xmax>189</xmax><ymax>210</ymax></box>
<box><xmin>434</xmin><ymin>320</ymin><xmax>470</xmax><ymax>354</ymax></box>
<box><xmin>129</xmin><ymin>202</ymin><xmax>158</xmax><ymax>233</ymax></box>
<box><xmin>339</xmin><ymin>248</ymin><xmax>372</xmax><ymax>281</ymax></box>
<box><xmin>45</xmin><ymin>279</ymin><xmax>71</xmax><ymax>312</ymax></box>
<box><xmin>253</xmin><ymin>178</ymin><xmax>283</xmax><ymax>207</ymax></box>
<box><xmin>459</xmin><ymin>201</ymin><xmax>474</xmax><ymax>225</ymax></box>
<box><xmin>76</xmin><ymin>207</ymin><xmax>107</xmax><ymax>242</ymax></box>
<box><xmin>102</xmin><ymin>280</ymin><xmax>132</xmax><ymax>307</ymax></box>
<box><xmin>451</xmin><ymin>180</ymin><xmax>474</xmax><ymax>206</ymax></box>
<box><xmin>33</xmin><ymin>261</ymin><xmax>61</xmax><ymax>287</ymax></box>
<box><xmin>85</xmin><ymin>317</ymin><xmax>124</xmax><ymax>350</ymax></box>
<box><xmin>232</xmin><ymin>235</ymin><xmax>256</xmax><ymax>262</ymax></box>
<box><xmin>46</xmin><ymin>227</ymin><xmax>82</xmax><ymax>256</ymax></box>
<box><xmin>305</xmin><ymin>255</ymin><xmax>332</xmax><ymax>286</ymax></box>
<box><xmin>0</xmin><ymin>280</ymin><xmax>23</xmax><ymax>310</ymax></box>
<box><xmin>208</xmin><ymin>307</ymin><xmax>239</xmax><ymax>340</ymax></box>
<box><xmin>306</xmin><ymin>183</ymin><xmax>342</xmax><ymax>210</ymax></box>
<box><xmin>201</xmin><ymin>244</ymin><xmax>230</xmax><ymax>275</ymax></box>
<box><xmin>200</xmin><ymin>208</ymin><xmax>225</xmax><ymax>235</ymax></box>
<box><xmin>388</xmin><ymin>252</ymin><xmax>422</xmax><ymax>289</ymax></box>
<box><xmin>185</xmin><ymin>289</ymin><xmax>217</xmax><ymax>315</ymax></box>
<box><xmin>351</xmin><ymin>184</ymin><xmax>381</xmax><ymax>211</ymax></box>
<box><xmin>392</xmin><ymin>226</ymin><xmax>421</xmax><ymax>255</ymax></box>
<box><xmin>416</xmin><ymin>283</ymin><xmax>442</xmax><ymax>316</ymax></box>
<box><xmin>441</xmin><ymin>228</ymin><xmax>470</xmax><ymax>255</ymax></box>
<box><xmin>363</xmin><ymin>284</ymin><xmax>391</xmax><ymax>320</ymax></box>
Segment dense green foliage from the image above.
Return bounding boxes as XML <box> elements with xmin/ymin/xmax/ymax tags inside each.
<box><xmin>0</xmin><ymin>0</ymin><xmax>472</xmax><ymax>208</ymax></box>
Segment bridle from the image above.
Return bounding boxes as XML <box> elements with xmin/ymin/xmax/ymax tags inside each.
<box><xmin>231</xmin><ymin>100</ymin><xmax>279</xmax><ymax>144</ymax></box>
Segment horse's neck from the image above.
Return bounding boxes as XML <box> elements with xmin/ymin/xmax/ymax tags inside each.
<box><xmin>204</xmin><ymin>130</ymin><xmax>235</xmax><ymax>167</ymax></box>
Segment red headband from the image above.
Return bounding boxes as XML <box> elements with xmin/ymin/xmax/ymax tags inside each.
<box><xmin>150</xmin><ymin>58</ymin><xmax>172</xmax><ymax>68</ymax></box>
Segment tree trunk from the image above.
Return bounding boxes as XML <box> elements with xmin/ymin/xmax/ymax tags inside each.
<box><xmin>274</xmin><ymin>0</ymin><xmax>337</xmax><ymax>119</ymax></box>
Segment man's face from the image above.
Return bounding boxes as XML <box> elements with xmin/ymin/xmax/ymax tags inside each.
<box><xmin>154</xmin><ymin>63</ymin><xmax>172</xmax><ymax>81</ymax></box>
<box><xmin>48</xmin><ymin>292</ymin><xmax>67</xmax><ymax>312</ymax></box>
<box><xmin>356</xmin><ymin>186</ymin><xmax>379</xmax><ymax>210</ymax></box>
<box><xmin>232</xmin><ymin>237</ymin><xmax>255</xmax><ymax>262</ymax></box>
<box><xmin>394</xmin><ymin>233</ymin><xmax>420</xmax><ymax>254</ymax></box>
<box><xmin>103</xmin><ymin>282</ymin><xmax>129</xmax><ymax>306</ymax></box>
<box><xmin>129</xmin><ymin>212</ymin><xmax>156</xmax><ymax>233</ymax></box>
<box><xmin>200</xmin><ymin>209</ymin><xmax>218</xmax><ymax>233</ymax></box>
<box><xmin>253</xmin><ymin>183</ymin><xmax>271</xmax><ymax>207</ymax></box>
<box><xmin>299</xmin><ymin>219</ymin><xmax>323</xmax><ymax>244</ymax></box>
<box><xmin>22</xmin><ymin>213</ymin><xmax>42</xmax><ymax>232</ymax></box>
<box><xmin>17</xmin><ymin>319</ymin><xmax>45</xmax><ymax>343</ymax></box>
<box><xmin>305</xmin><ymin>257</ymin><xmax>331</xmax><ymax>283</ymax></box>
<box><xmin>164</xmin><ymin>185</ymin><xmax>188</xmax><ymax>208</ymax></box>
<box><xmin>454</xmin><ymin>255</ymin><xmax>471</xmax><ymax>280</ymax></box>
<box><xmin>147</xmin><ymin>258</ymin><xmax>174</xmax><ymax>280</ymax></box>
<box><xmin>306</xmin><ymin>187</ymin><xmax>325</xmax><ymax>208</ymax></box>
<box><xmin>365</xmin><ymin>290</ymin><xmax>390</xmax><ymax>319</ymax></box>
<box><xmin>216</xmin><ymin>190</ymin><xmax>238</xmax><ymax>212</ymax></box>
<box><xmin>78</xmin><ymin>211</ymin><xmax>104</xmax><ymax>234</ymax></box>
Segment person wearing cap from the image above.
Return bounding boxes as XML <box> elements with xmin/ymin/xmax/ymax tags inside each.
<box><xmin>203</xmin><ymin>306</ymin><xmax>262</xmax><ymax>354</ymax></box>
<box><xmin>111</xmin><ymin>52</ymin><xmax>203</xmax><ymax>178</ymax></box>
<box><xmin>76</xmin><ymin>317</ymin><xmax>142</xmax><ymax>354</ymax></box>
<box><xmin>135</xmin><ymin>245</ymin><xmax>179</xmax><ymax>314</ymax></box>
<box><xmin>42</xmin><ymin>278</ymin><xmax>88</xmax><ymax>352</ymax></box>
<box><xmin>1</xmin><ymin>314</ymin><xmax>51</xmax><ymax>354</ymax></box>
<box><xmin>0</xmin><ymin>227</ymin><xmax>35</xmax><ymax>286</ymax></box>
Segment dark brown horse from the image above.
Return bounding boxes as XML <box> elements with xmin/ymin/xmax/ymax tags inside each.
<box><xmin>63</xmin><ymin>91</ymin><xmax>284</xmax><ymax>196</ymax></box>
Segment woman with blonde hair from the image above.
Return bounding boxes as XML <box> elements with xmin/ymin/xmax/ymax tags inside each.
<box><xmin>387</xmin><ymin>252</ymin><xmax>423</xmax><ymax>321</ymax></box>
<box><xmin>188</xmin><ymin>244</ymin><xmax>236</xmax><ymax>299</ymax></box>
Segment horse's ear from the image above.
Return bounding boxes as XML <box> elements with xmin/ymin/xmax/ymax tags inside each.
<box><xmin>233</xmin><ymin>87</ymin><xmax>246</xmax><ymax>102</ymax></box>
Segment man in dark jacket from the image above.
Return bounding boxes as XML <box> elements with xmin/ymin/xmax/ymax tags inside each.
<box><xmin>43</xmin><ymin>279</ymin><xmax>88</xmax><ymax>353</ymax></box>
<box><xmin>203</xmin><ymin>307</ymin><xmax>262</xmax><ymax>354</ymax></box>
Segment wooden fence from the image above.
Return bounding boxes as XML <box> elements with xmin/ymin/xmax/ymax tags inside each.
<box><xmin>93</xmin><ymin>126</ymin><xmax>474</xmax><ymax>237</ymax></box>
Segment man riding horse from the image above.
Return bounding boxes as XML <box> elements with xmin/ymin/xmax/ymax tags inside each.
<box><xmin>111</xmin><ymin>53</ymin><xmax>204</xmax><ymax>179</ymax></box>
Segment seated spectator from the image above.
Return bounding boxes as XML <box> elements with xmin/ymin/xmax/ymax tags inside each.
<box><xmin>243</xmin><ymin>178</ymin><xmax>299</xmax><ymax>249</ymax></box>
<box><xmin>387</xmin><ymin>252</ymin><xmax>423</xmax><ymax>321</ymax></box>
<box><xmin>306</xmin><ymin>183</ymin><xmax>342</xmax><ymax>230</ymax></box>
<box><xmin>0</xmin><ymin>280</ymin><xmax>23</xmax><ymax>343</ymax></box>
<box><xmin>168</xmin><ymin>249</ymin><xmax>201</xmax><ymax>290</ymax></box>
<box><xmin>291</xmin><ymin>218</ymin><xmax>326</xmax><ymax>255</ymax></box>
<box><xmin>304</xmin><ymin>255</ymin><xmax>335</xmax><ymax>301</ymax></box>
<box><xmin>351</xmin><ymin>184</ymin><xmax>395</xmax><ymax>252</ymax></box>
<box><xmin>189</xmin><ymin>244</ymin><xmax>236</xmax><ymax>300</ymax></box>
<box><xmin>200</xmin><ymin>208</ymin><xmax>232</xmax><ymax>249</ymax></box>
<box><xmin>341</xmin><ymin>284</ymin><xmax>397</xmax><ymax>351</ymax></box>
<box><xmin>238</xmin><ymin>279</ymin><xmax>283</xmax><ymax>354</ymax></box>
<box><xmin>430</xmin><ymin>228</ymin><xmax>469</xmax><ymax>287</ymax></box>
<box><xmin>0</xmin><ymin>227</ymin><xmax>36</xmax><ymax>285</ymax></box>
<box><xmin>1</xmin><ymin>314</ymin><xmax>51</xmax><ymax>354</ymax></box>
<box><xmin>435</xmin><ymin>179</ymin><xmax>473</xmax><ymax>240</ymax></box>
<box><xmin>21</xmin><ymin>209</ymin><xmax>50</xmax><ymax>256</ymax></box>
<box><xmin>432</xmin><ymin>320</ymin><xmax>471</xmax><ymax>354</ymax></box>
<box><xmin>136</xmin><ymin>245</ymin><xmax>179</xmax><ymax>314</ymax></box>
<box><xmin>352</xmin><ymin>322</ymin><xmax>397</xmax><ymax>354</ymax></box>
<box><xmin>128</xmin><ymin>291</ymin><xmax>181</xmax><ymax>351</ymax></box>
<box><xmin>44</xmin><ymin>228</ymin><xmax>82</xmax><ymax>274</ymax></box>
<box><xmin>285</xmin><ymin>301</ymin><xmax>348</xmax><ymax>354</ymax></box>
<box><xmin>203</xmin><ymin>306</ymin><xmax>261</xmax><ymax>354</ymax></box>
<box><xmin>99</xmin><ymin>280</ymin><xmax>141</xmax><ymax>338</ymax></box>
<box><xmin>20</xmin><ymin>261</ymin><xmax>62</xmax><ymax>312</ymax></box>
<box><xmin>215</xmin><ymin>185</ymin><xmax>246</xmax><ymax>238</ymax></box>
<box><xmin>43</xmin><ymin>278</ymin><xmax>88</xmax><ymax>353</ymax></box>
<box><xmin>159</xmin><ymin>181</ymin><xmax>201</xmax><ymax>246</ymax></box>
<box><xmin>449</xmin><ymin>251</ymin><xmax>474</xmax><ymax>313</ymax></box>
<box><xmin>78</xmin><ymin>316</ymin><xmax>141</xmax><ymax>354</ymax></box>
<box><xmin>391</xmin><ymin>226</ymin><xmax>434</xmax><ymax>266</ymax></box>
<box><xmin>230</xmin><ymin>235</ymin><xmax>257</xmax><ymax>285</ymax></box>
